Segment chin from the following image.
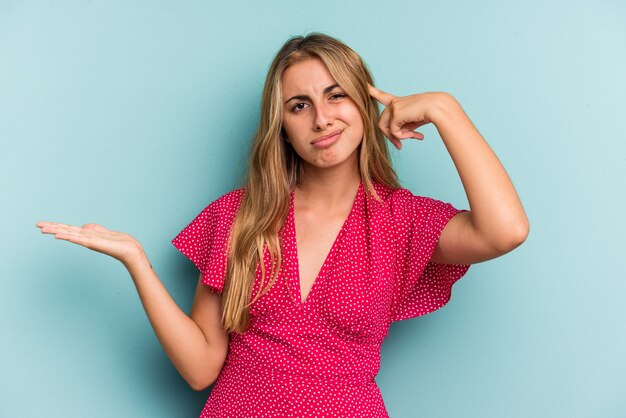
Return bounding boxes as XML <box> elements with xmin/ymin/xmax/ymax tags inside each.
<box><xmin>312</xmin><ymin>154</ymin><xmax>358</xmax><ymax>170</ymax></box>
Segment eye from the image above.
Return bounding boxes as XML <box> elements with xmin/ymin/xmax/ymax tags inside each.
<box><xmin>330</xmin><ymin>93</ymin><xmax>346</xmax><ymax>100</ymax></box>
<box><xmin>292</xmin><ymin>102</ymin><xmax>308</xmax><ymax>113</ymax></box>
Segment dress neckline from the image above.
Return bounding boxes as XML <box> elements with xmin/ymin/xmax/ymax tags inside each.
<box><xmin>288</xmin><ymin>181</ymin><xmax>363</xmax><ymax>306</ymax></box>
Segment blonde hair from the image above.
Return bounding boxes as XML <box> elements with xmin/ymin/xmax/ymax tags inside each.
<box><xmin>221</xmin><ymin>32</ymin><xmax>400</xmax><ymax>334</ymax></box>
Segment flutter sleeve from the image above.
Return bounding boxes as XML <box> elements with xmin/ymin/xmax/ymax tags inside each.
<box><xmin>171</xmin><ymin>188</ymin><xmax>244</xmax><ymax>293</ymax></box>
<box><xmin>389</xmin><ymin>189</ymin><xmax>472</xmax><ymax>323</ymax></box>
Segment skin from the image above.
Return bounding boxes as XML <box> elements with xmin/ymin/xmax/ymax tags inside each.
<box><xmin>281</xmin><ymin>58</ymin><xmax>365</xmax><ymax>302</ymax></box>
<box><xmin>367</xmin><ymin>85</ymin><xmax>530</xmax><ymax>262</ymax></box>
<box><xmin>35</xmin><ymin>56</ymin><xmax>529</xmax><ymax>391</ymax></box>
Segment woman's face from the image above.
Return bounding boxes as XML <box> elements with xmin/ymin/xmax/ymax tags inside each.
<box><xmin>281</xmin><ymin>58</ymin><xmax>364</xmax><ymax>173</ymax></box>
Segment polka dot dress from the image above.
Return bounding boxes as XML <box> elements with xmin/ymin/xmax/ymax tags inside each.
<box><xmin>172</xmin><ymin>181</ymin><xmax>471</xmax><ymax>417</ymax></box>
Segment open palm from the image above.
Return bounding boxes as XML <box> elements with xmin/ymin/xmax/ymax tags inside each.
<box><xmin>36</xmin><ymin>221</ymin><xmax>144</xmax><ymax>266</ymax></box>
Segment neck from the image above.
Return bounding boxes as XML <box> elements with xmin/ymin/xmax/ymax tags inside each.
<box><xmin>296</xmin><ymin>159</ymin><xmax>361</xmax><ymax>210</ymax></box>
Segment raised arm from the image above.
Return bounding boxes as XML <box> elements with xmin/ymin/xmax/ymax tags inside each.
<box><xmin>36</xmin><ymin>222</ymin><xmax>228</xmax><ymax>390</ymax></box>
<box><xmin>369</xmin><ymin>85</ymin><xmax>530</xmax><ymax>265</ymax></box>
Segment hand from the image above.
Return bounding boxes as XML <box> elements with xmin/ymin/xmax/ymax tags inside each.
<box><xmin>36</xmin><ymin>221</ymin><xmax>146</xmax><ymax>267</ymax></box>
<box><xmin>369</xmin><ymin>84</ymin><xmax>445</xmax><ymax>150</ymax></box>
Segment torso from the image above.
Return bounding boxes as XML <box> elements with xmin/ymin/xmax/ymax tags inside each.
<box><xmin>293</xmin><ymin>188</ymin><xmax>356</xmax><ymax>303</ymax></box>
<box><xmin>187</xmin><ymin>181</ymin><xmax>471</xmax><ymax>417</ymax></box>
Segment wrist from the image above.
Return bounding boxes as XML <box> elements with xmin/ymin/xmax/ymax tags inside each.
<box><xmin>123</xmin><ymin>248</ymin><xmax>152</xmax><ymax>274</ymax></box>
<box><xmin>428</xmin><ymin>92</ymin><xmax>461</xmax><ymax>126</ymax></box>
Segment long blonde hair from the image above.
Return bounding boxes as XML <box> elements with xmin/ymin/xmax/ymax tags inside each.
<box><xmin>221</xmin><ymin>32</ymin><xmax>400</xmax><ymax>334</ymax></box>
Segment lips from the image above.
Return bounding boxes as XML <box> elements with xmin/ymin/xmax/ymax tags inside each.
<box><xmin>311</xmin><ymin>129</ymin><xmax>343</xmax><ymax>145</ymax></box>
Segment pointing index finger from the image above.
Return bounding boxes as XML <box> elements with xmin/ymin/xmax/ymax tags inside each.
<box><xmin>368</xmin><ymin>83</ymin><xmax>396</xmax><ymax>106</ymax></box>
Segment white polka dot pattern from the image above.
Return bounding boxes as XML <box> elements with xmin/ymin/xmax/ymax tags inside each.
<box><xmin>171</xmin><ymin>181</ymin><xmax>471</xmax><ymax>417</ymax></box>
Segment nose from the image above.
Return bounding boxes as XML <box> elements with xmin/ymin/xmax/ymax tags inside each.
<box><xmin>313</xmin><ymin>101</ymin><xmax>335</xmax><ymax>131</ymax></box>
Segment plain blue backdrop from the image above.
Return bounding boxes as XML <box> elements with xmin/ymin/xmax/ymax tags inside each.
<box><xmin>2</xmin><ymin>1</ymin><xmax>624</xmax><ymax>417</ymax></box>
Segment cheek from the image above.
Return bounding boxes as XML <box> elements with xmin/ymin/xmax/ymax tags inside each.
<box><xmin>281</xmin><ymin>116</ymin><xmax>292</xmax><ymax>135</ymax></box>
<box><xmin>281</xmin><ymin>123</ymin><xmax>297</xmax><ymax>144</ymax></box>
<box><xmin>354</xmin><ymin>115</ymin><xmax>364</xmax><ymax>135</ymax></box>
<box><xmin>282</xmin><ymin>116</ymin><xmax>307</xmax><ymax>139</ymax></box>
<box><xmin>345</xmin><ymin>109</ymin><xmax>364</xmax><ymax>138</ymax></box>
<box><xmin>338</xmin><ymin>104</ymin><xmax>363</xmax><ymax>129</ymax></box>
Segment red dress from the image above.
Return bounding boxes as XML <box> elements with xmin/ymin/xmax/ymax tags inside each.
<box><xmin>172</xmin><ymin>181</ymin><xmax>471</xmax><ymax>417</ymax></box>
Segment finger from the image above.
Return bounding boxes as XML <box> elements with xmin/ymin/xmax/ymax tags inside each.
<box><xmin>376</xmin><ymin>109</ymin><xmax>398</xmax><ymax>148</ymax></box>
<box><xmin>83</xmin><ymin>223</ymin><xmax>110</xmax><ymax>233</ymax></box>
<box><xmin>389</xmin><ymin>117</ymin><xmax>428</xmax><ymax>141</ymax></box>
<box><xmin>378</xmin><ymin>108</ymin><xmax>391</xmax><ymax>136</ymax></box>
<box><xmin>397</xmin><ymin>130</ymin><xmax>425</xmax><ymax>140</ymax></box>
<box><xmin>57</xmin><ymin>227</ymin><xmax>108</xmax><ymax>246</ymax></box>
<box><xmin>368</xmin><ymin>84</ymin><xmax>396</xmax><ymax>107</ymax></box>
<box><xmin>403</xmin><ymin>121</ymin><xmax>425</xmax><ymax>131</ymax></box>
<box><xmin>57</xmin><ymin>233</ymin><xmax>110</xmax><ymax>255</ymax></box>
<box><xmin>389</xmin><ymin>124</ymin><xmax>404</xmax><ymax>141</ymax></box>
<box><xmin>381</xmin><ymin>127</ymin><xmax>402</xmax><ymax>150</ymax></box>
<box><xmin>386</xmin><ymin>112</ymin><xmax>405</xmax><ymax>145</ymax></box>
<box><xmin>38</xmin><ymin>222</ymin><xmax>84</xmax><ymax>235</ymax></box>
<box><xmin>37</xmin><ymin>221</ymin><xmax>76</xmax><ymax>229</ymax></box>
<box><xmin>390</xmin><ymin>126</ymin><xmax>425</xmax><ymax>141</ymax></box>
<box><xmin>384</xmin><ymin>137</ymin><xmax>401</xmax><ymax>150</ymax></box>
<box><xmin>53</xmin><ymin>228</ymin><xmax>93</xmax><ymax>245</ymax></box>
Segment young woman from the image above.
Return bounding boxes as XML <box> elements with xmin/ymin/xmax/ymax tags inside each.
<box><xmin>37</xmin><ymin>33</ymin><xmax>529</xmax><ymax>417</ymax></box>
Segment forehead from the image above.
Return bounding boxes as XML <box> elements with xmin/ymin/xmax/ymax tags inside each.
<box><xmin>281</xmin><ymin>58</ymin><xmax>337</xmax><ymax>96</ymax></box>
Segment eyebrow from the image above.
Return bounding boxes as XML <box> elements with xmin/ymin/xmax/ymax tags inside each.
<box><xmin>284</xmin><ymin>84</ymin><xmax>341</xmax><ymax>104</ymax></box>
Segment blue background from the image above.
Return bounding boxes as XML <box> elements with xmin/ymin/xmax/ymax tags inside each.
<box><xmin>2</xmin><ymin>1</ymin><xmax>624</xmax><ymax>417</ymax></box>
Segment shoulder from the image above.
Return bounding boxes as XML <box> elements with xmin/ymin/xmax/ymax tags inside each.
<box><xmin>184</xmin><ymin>187</ymin><xmax>246</xmax><ymax>230</ymax></box>
<box><xmin>369</xmin><ymin>182</ymin><xmax>457</xmax><ymax>226</ymax></box>
<box><xmin>368</xmin><ymin>181</ymin><xmax>418</xmax><ymax>213</ymax></box>
<box><xmin>209</xmin><ymin>187</ymin><xmax>246</xmax><ymax>212</ymax></box>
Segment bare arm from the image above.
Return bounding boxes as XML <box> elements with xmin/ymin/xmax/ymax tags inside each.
<box><xmin>369</xmin><ymin>86</ymin><xmax>530</xmax><ymax>265</ymax></box>
<box><xmin>36</xmin><ymin>221</ymin><xmax>229</xmax><ymax>391</ymax></box>
<box><xmin>427</xmin><ymin>94</ymin><xmax>529</xmax><ymax>263</ymax></box>
<box><xmin>126</xmin><ymin>255</ymin><xmax>229</xmax><ymax>390</ymax></box>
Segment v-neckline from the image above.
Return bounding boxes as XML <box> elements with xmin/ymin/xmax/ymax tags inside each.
<box><xmin>290</xmin><ymin>182</ymin><xmax>363</xmax><ymax>305</ymax></box>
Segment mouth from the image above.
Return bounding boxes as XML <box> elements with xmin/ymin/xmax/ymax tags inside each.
<box><xmin>311</xmin><ymin>129</ymin><xmax>343</xmax><ymax>146</ymax></box>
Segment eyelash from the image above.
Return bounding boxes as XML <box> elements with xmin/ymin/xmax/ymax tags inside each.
<box><xmin>291</xmin><ymin>93</ymin><xmax>346</xmax><ymax>113</ymax></box>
